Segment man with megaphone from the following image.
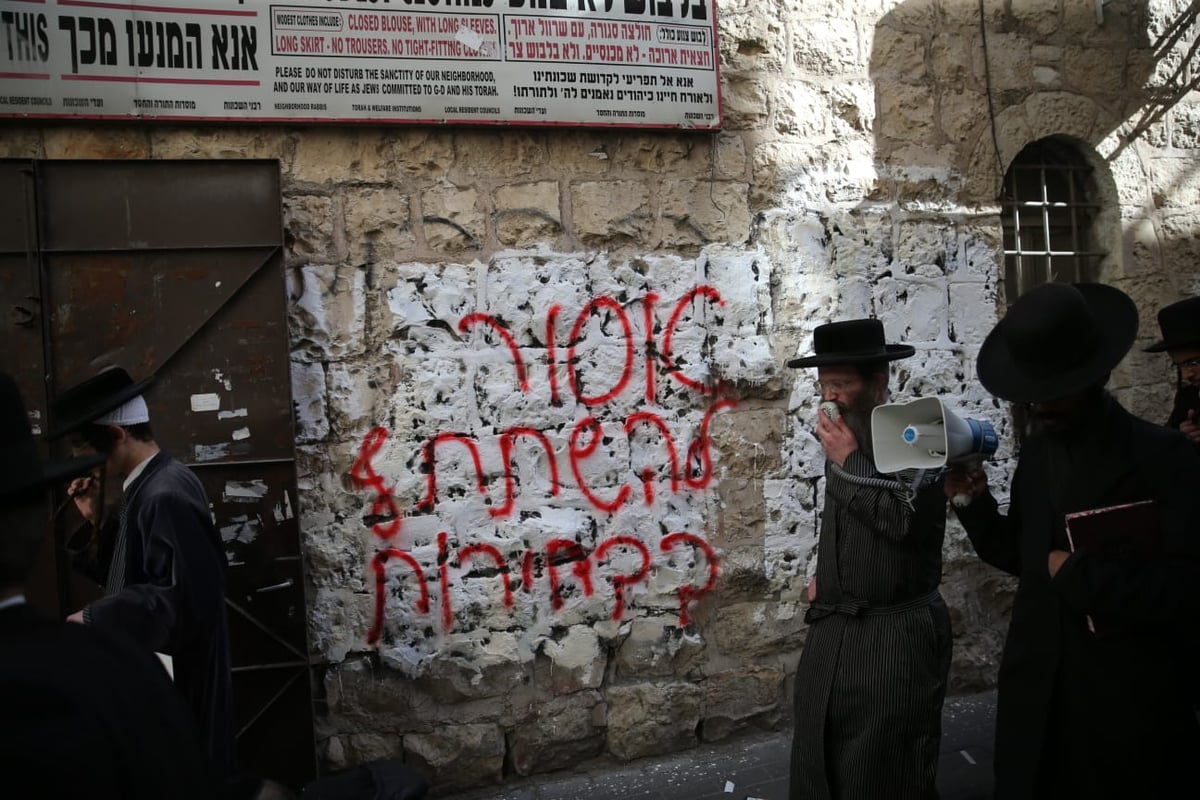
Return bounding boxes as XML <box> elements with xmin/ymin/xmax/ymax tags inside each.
<box><xmin>946</xmin><ymin>283</ymin><xmax>1200</xmax><ymax>799</ymax></box>
<box><xmin>786</xmin><ymin>319</ymin><xmax>952</xmax><ymax>800</ymax></box>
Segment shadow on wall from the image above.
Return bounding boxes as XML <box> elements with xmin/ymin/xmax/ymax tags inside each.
<box><xmin>869</xmin><ymin>0</ymin><xmax>1156</xmax><ymax>208</ymax></box>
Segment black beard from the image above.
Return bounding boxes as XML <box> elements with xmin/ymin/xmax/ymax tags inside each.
<box><xmin>841</xmin><ymin>392</ymin><xmax>878</xmax><ymax>461</ymax></box>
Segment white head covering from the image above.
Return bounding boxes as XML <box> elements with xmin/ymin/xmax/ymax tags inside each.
<box><xmin>93</xmin><ymin>395</ymin><xmax>150</xmax><ymax>426</ymax></box>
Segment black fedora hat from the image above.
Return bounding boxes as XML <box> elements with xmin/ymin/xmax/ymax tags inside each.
<box><xmin>1144</xmin><ymin>296</ymin><xmax>1200</xmax><ymax>353</ymax></box>
<box><xmin>1</xmin><ymin>372</ymin><xmax>105</xmax><ymax>507</ymax></box>
<box><xmin>47</xmin><ymin>366</ymin><xmax>154</xmax><ymax>440</ymax></box>
<box><xmin>977</xmin><ymin>282</ymin><xmax>1137</xmax><ymax>403</ymax></box>
<box><xmin>787</xmin><ymin>319</ymin><xmax>915</xmax><ymax>368</ymax></box>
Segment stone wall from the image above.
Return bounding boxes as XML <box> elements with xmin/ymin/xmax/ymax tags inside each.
<box><xmin>4</xmin><ymin>0</ymin><xmax>1199</xmax><ymax>792</ymax></box>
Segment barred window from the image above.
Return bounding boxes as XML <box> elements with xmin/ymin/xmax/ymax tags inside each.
<box><xmin>1000</xmin><ymin>138</ymin><xmax>1105</xmax><ymax>303</ymax></box>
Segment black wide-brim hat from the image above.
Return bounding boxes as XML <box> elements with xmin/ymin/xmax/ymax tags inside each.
<box><xmin>1144</xmin><ymin>295</ymin><xmax>1200</xmax><ymax>353</ymax></box>
<box><xmin>47</xmin><ymin>366</ymin><xmax>155</xmax><ymax>440</ymax></box>
<box><xmin>977</xmin><ymin>282</ymin><xmax>1137</xmax><ymax>404</ymax></box>
<box><xmin>1</xmin><ymin>372</ymin><xmax>105</xmax><ymax>507</ymax></box>
<box><xmin>787</xmin><ymin>318</ymin><xmax>915</xmax><ymax>368</ymax></box>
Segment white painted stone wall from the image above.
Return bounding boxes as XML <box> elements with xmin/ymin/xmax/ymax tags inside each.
<box><xmin>4</xmin><ymin>0</ymin><xmax>1199</xmax><ymax>791</ymax></box>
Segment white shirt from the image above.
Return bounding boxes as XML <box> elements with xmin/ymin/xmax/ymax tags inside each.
<box><xmin>0</xmin><ymin>594</ymin><xmax>26</xmax><ymax>612</ymax></box>
<box><xmin>123</xmin><ymin>452</ymin><xmax>156</xmax><ymax>492</ymax></box>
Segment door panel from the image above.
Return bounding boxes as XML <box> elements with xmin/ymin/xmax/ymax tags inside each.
<box><xmin>1</xmin><ymin>159</ymin><xmax>317</xmax><ymax>790</ymax></box>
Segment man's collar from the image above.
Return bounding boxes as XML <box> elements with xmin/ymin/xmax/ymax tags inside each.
<box><xmin>123</xmin><ymin>451</ymin><xmax>157</xmax><ymax>492</ymax></box>
<box><xmin>0</xmin><ymin>594</ymin><xmax>26</xmax><ymax>612</ymax></box>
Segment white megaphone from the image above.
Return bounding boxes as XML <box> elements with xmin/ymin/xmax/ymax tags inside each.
<box><xmin>870</xmin><ymin>397</ymin><xmax>998</xmax><ymax>474</ymax></box>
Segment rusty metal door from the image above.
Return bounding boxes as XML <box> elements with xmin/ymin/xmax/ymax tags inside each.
<box><xmin>0</xmin><ymin>159</ymin><xmax>316</xmax><ymax>790</ymax></box>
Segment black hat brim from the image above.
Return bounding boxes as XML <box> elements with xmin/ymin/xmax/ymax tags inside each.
<box><xmin>46</xmin><ymin>375</ymin><xmax>155</xmax><ymax>440</ymax></box>
<box><xmin>977</xmin><ymin>283</ymin><xmax>1137</xmax><ymax>403</ymax></box>
<box><xmin>787</xmin><ymin>344</ymin><xmax>915</xmax><ymax>369</ymax></box>
<box><xmin>1144</xmin><ymin>336</ymin><xmax>1200</xmax><ymax>353</ymax></box>
<box><xmin>1</xmin><ymin>452</ymin><xmax>105</xmax><ymax>506</ymax></box>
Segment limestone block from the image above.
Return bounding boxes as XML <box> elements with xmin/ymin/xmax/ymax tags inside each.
<box><xmin>939</xmin><ymin>87</ymin><xmax>989</xmax><ymax>146</ymax></box>
<box><xmin>404</xmin><ymin>724</ymin><xmax>505</xmax><ymax>791</ymax></box>
<box><xmin>659</xmin><ymin>180</ymin><xmax>751</xmax><ymax>248</ymax></box>
<box><xmin>546</xmin><ymin>132</ymin><xmax>617</xmax><ymax>175</ymax></box>
<box><xmin>622</xmin><ymin>135</ymin><xmax>703</xmax><ymax>176</ymax></box>
<box><xmin>287</xmin><ymin>264</ymin><xmax>366</xmax><ymax>359</ymax></box>
<box><xmin>323</xmin><ymin>658</ymin><xmax>429</xmax><ymax>731</ymax></box>
<box><xmin>878</xmin><ymin>0</ymin><xmax>938</xmax><ymax>27</ymax></box>
<box><xmin>949</xmin><ymin>282</ymin><xmax>999</xmax><ymax>347</ymax></box>
<box><xmin>422</xmin><ymin>182</ymin><xmax>485</xmax><ymax>251</ymax></box>
<box><xmin>326</xmin><ymin>361</ymin><xmax>394</xmax><ymax>439</ymax></box>
<box><xmin>614</xmin><ymin>618</ymin><xmax>705</xmax><ymax>678</ymax></box>
<box><xmin>770</xmin><ymin>81</ymin><xmax>829</xmax><ymax>138</ymax></box>
<box><xmin>606</xmin><ymin>682</ymin><xmax>702</xmax><ymax>760</ymax></box>
<box><xmin>874</xmin><ymin>277</ymin><xmax>947</xmax><ymax>344</ymax></box>
<box><xmin>704</xmin><ymin>601</ymin><xmax>806</xmax><ymax>657</ymax></box>
<box><xmin>1023</xmin><ymin>92</ymin><xmax>1100</xmax><ymax>144</ymax></box>
<box><xmin>148</xmin><ymin>128</ymin><xmax>287</xmax><ymax>161</ymax></box>
<box><xmin>751</xmin><ymin>140</ymin><xmax>877</xmax><ymax>208</ymax></box>
<box><xmin>713</xmin><ymin>477</ymin><xmax>767</xmax><ymax>558</ymax></box>
<box><xmin>43</xmin><ymin>128</ymin><xmax>150</xmax><ymax>159</ymax></box>
<box><xmin>292</xmin><ymin>130</ymin><xmax>390</xmax><ymax>184</ymax></box>
<box><xmin>828</xmin><ymin>81</ymin><xmax>875</xmax><ymax>137</ymax></box>
<box><xmin>308</xmin><ymin>586</ymin><xmax>372</xmax><ymax>663</ymax></box>
<box><xmin>290</xmin><ymin>358</ymin><xmax>329</xmax><ymax>443</ymax></box>
<box><xmin>940</xmin><ymin>558</ymin><xmax>1014</xmax><ymax>693</ymax></box>
<box><xmin>1062</xmin><ymin>46</ymin><xmax>1127</xmax><ymax>95</ymax></box>
<box><xmin>455</xmin><ymin>131</ymin><xmax>548</xmax><ymax>177</ymax></box>
<box><xmin>345</xmin><ymin>187</ymin><xmax>414</xmax><ymax>263</ymax></box>
<box><xmin>716</xmin><ymin>133</ymin><xmax>748</xmax><ymax>179</ymax></box>
<box><xmin>762</xmin><ymin>476</ymin><xmax>817</xmax><ymax>594</ymax></box>
<box><xmin>929</xmin><ymin>33</ymin><xmax>973</xmax><ymax>85</ymax></box>
<box><xmin>869</xmin><ymin>27</ymin><xmax>926</xmax><ymax>83</ymax></box>
<box><xmin>393</xmin><ymin>130</ymin><xmax>456</xmax><ymax>177</ymax></box>
<box><xmin>538</xmin><ymin>626</ymin><xmax>606</xmax><ymax>691</ymax></box>
<box><xmin>1011</xmin><ymin>0</ymin><xmax>1060</xmax><ymax>36</ymax></box>
<box><xmin>1032</xmin><ymin>66</ymin><xmax>1061</xmax><ymax>86</ymax></box>
<box><xmin>571</xmin><ymin>180</ymin><xmax>651</xmax><ymax>247</ymax></box>
<box><xmin>284</xmin><ymin>194</ymin><xmax>336</xmax><ymax>265</ymax></box>
<box><xmin>701</xmin><ymin>665</ymin><xmax>784</xmax><ymax>740</ymax></box>
<box><xmin>720</xmin><ymin>74</ymin><xmax>770</xmax><ymax>130</ymax></box>
<box><xmin>323</xmin><ymin>732</ymin><xmax>405</xmax><ymax>771</ymax></box>
<box><xmin>710</xmin><ymin>408</ymin><xmax>784</xmax><ymax>476</ymax></box>
<box><xmin>0</xmin><ymin>128</ymin><xmax>41</xmax><ymax>158</ymax></box>
<box><xmin>493</xmin><ymin>181</ymin><xmax>562</xmax><ymax>247</ymax></box>
<box><xmin>1170</xmin><ymin>102</ymin><xmax>1200</xmax><ymax>149</ymax></box>
<box><xmin>792</xmin><ymin>16</ymin><xmax>861</xmax><ymax>75</ymax></box>
<box><xmin>719</xmin><ymin>7</ymin><xmax>785</xmax><ymax>73</ymax></box>
<box><xmin>506</xmin><ymin>693</ymin><xmax>605</xmax><ymax>775</ymax></box>
<box><xmin>876</xmin><ymin>81</ymin><xmax>937</xmax><ymax>143</ymax></box>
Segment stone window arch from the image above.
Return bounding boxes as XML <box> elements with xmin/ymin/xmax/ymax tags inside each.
<box><xmin>1000</xmin><ymin>136</ymin><xmax>1109</xmax><ymax>303</ymax></box>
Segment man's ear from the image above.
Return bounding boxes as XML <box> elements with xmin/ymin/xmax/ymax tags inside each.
<box><xmin>107</xmin><ymin>424</ymin><xmax>127</xmax><ymax>449</ymax></box>
<box><xmin>872</xmin><ymin>370</ymin><xmax>889</xmax><ymax>402</ymax></box>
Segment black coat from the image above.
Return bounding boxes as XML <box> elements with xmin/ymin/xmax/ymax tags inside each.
<box><xmin>955</xmin><ymin>398</ymin><xmax>1200</xmax><ymax>799</ymax></box>
<box><xmin>0</xmin><ymin>602</ymin><xmax>216</xmax><ymax>800</ymax></box>
<box><xmin>81</xmin><ymin>451</ymin><xmax>235</xmax><ymax>783</ymax></box>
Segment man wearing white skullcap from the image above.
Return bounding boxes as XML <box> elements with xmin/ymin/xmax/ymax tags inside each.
<box><xmin>49</xmin><ymin>366</ymin><xmax>235</xmax><ymax>792</ymax></box>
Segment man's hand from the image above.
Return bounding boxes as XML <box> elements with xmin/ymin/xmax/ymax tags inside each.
<box><xmin>816</xmin><ymin>408</ymin><xmax>857</xmax><ymax>467</ymax></box>
<box><xmin>67</xmin><ymin>474</ymin><xmax>100</xmax><ymax>524</ymax></box>
<box><xmin>1048</xmin><ymin>550</ymin><xmax>1071</xmax><ymax>578</ymax></box>
<box><xmin>1180</xmin><ymin>409</ymin><xmax>1200</xmax><ymax>443</ymax></box>
<box><xmin>66</xmin><ymin>611</ymin><xmax>85</xmax><ymax>624</ymax></box>
<box><xmin>944</xmin><ymin>464</ymin><xmax>988</xmax><ymax>501</ymax></box>
<box><xmin>806</xmin><ymin>577</ymin><xmax>817</xmax><ymax>603</ymax></box>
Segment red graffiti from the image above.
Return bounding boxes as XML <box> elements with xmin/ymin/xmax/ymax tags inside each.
<box><xmin>459</xmin><ymin>313</ymin><xmax>530</xmax><ymax>393</ymax></box>
<box><xmin>625</xmin><ymin>411</ymin><xmax>681</xmax><ymax>500</ymax></box>
<box><xmin>493</xmin><ymin>426</ymin><xmax>560</xmax><ymax>518</ymax></box>
<box><xmin>416</xmin><ymin>433</ymin><xmax>487</xmax><ymax>513</ymax></box>
<box><xmin>642</xmin><ymin>293</ymin><xmax>658</xmax><ymax>404</ymax></box>
<box><xmin>367</xmin><ymin>532</ymin><xmax>717</xmax><ymax>638</ymax></box>
<box><xmin>367</xmin><ymin>548</ymin><xmax>430</xmax><ymax>645</ymax></box>
<box><xmin>594</xmin><ymin>535</ymin><xmax>651</xmax><ymax>621</ymax></box>
<box><xmin>546</xmin><ymin>304</ymin><xmax>563</xmax><ymax>406</ymax></box>
<box><xmin>350</xmin><ymin>427</ymin><xmax>402</xmax><ymax>541</ymax></box>
<box><xmin>663</xmin><ymin>286</ymin><xmax>725</xmax><ymax>395</ymax></box>
<box><xmin>661</xmin><ymin>532</ymin><xmax>720</xmax><ymax>626</ymax></box>
<box><xmin>685</xmin><ymin>399</ymin><xmax>739</xmax><ymax>489</ymax></box>
<box><xmin>568</xmin><ymin>417</ymin><xmax>634</xmax><ymax>513</ymax></box>
<box><xmin>566</xmin><ymin>295</ymin><xmax>635</xmax><ymax>407</ymax></box>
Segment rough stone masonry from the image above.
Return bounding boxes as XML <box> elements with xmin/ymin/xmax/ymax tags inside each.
<box><xmin>3</xmin><ymin>0</ymin><xmax>1199</xmax><ymax>792</ymax></box>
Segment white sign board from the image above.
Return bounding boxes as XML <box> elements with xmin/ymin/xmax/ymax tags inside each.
<box><xmin>0</xmin><ymin>0</ymin><xmax>720</xmax><ymax>129</ymax></box>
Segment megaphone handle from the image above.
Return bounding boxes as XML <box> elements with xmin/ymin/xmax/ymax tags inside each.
<box><xmin>951</xmin><ymin>492</ymin><xmax>973</xmax><ymax>509</ymax></box>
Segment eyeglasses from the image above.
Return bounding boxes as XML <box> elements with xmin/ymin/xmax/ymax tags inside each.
<box><xmin>814</xmin><ymin>378</ymin><xmax>861</xmax><ymax>395</ymax></box>
<box><xmin>1175</xmin><ymin>357</ymin><xmax>1200</xmax><ymax>370</ymax></box>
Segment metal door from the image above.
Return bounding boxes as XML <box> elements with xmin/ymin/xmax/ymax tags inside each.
<box><xmin>0</xmin><ymin>159</ymin><xmax>317</xmax><ymax>790</ymax></box>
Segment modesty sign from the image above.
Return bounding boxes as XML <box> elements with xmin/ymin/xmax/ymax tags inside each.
<box><xmin>0</xmin><ymin>0</ymin><xmax>721</xmax><ymax>129</ymax></box>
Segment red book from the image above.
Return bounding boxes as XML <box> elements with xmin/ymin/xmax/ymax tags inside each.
<box><xmin>1063</xmin><ymin>499</ymin><xmax>1161</xmax><ymax>635</ymax></box>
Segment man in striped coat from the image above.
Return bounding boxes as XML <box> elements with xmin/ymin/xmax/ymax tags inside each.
<box><xmin>787</xmin><ymin>319</ymin><xmax>952</xmax><ymax>800</ymax></box>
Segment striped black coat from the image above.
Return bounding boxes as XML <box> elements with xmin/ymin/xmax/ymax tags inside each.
<box><xmin>790</xmin><ymin>450</ymin><xmax>952</xmax><ymax>800</ymax></box>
